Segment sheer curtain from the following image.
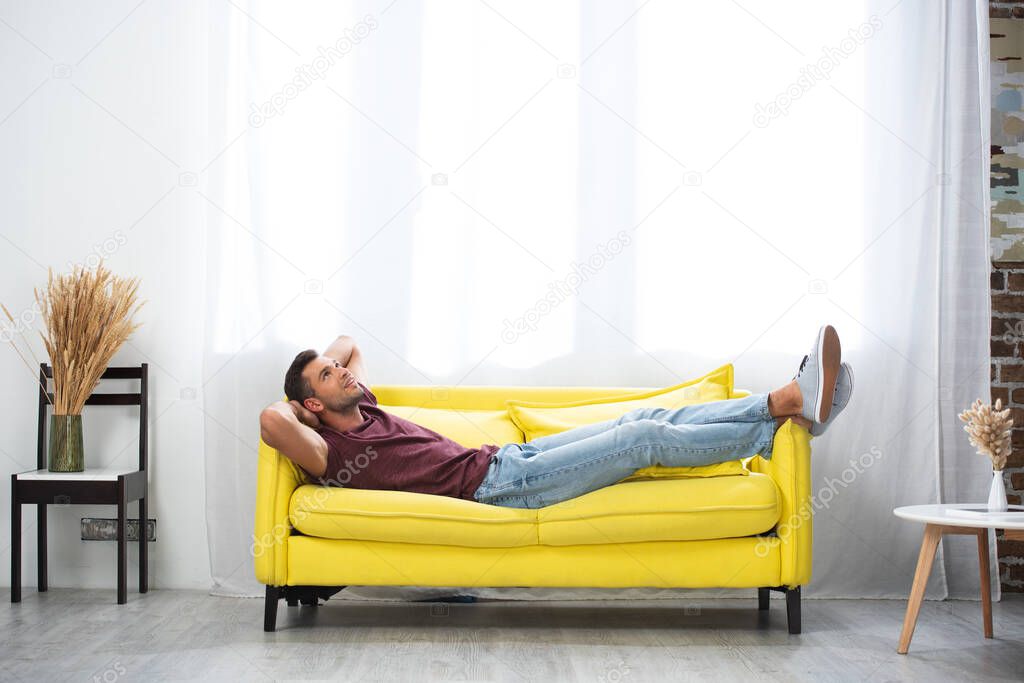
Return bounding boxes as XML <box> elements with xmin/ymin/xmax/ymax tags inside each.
<box><xmin>202</xmin><ymin>0</ymin><xmax>993</xmax><ymax>601</ymax></box>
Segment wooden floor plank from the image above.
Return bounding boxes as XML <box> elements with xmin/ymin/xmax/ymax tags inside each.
<box><xmin>1</xmin><ymin>588</ymin><xmax>1022</xmax><ymax>681</ymax></box>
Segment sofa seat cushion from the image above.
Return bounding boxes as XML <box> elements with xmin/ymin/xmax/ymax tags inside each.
<box><xmin>620</xmin><ymin>459</ymin><xmax>749</xmax><ymax>482</ymax></box>
<box><xmin>289</xmin><ymin>472</ymin><xmax>780</xmax><ymax>548</ymax></box>
<box><xmin>290</xmin><ymin>485</ymin><xmax>539</xmax><ymax>548</ymax></box>
<box><xmin>536</xmin><ymin>472</ymin><xmax>780</xmax><ymax>546</ymax></box>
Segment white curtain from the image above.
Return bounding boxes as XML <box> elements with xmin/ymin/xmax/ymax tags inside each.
<box><xmin>203</xmin><ymin>0</ymin><xmax>993</xmax><ymax>601</ymax></box>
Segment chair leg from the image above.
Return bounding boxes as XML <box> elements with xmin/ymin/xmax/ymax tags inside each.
<box><xmin>786</xmin><ymin>586</ymin><xmax>801</xmax><ymax>634</ymax></box>
<box><xmin>758</xmin><ymin>587</ymin><xmax>769</xmax><ymax>610</ymax></box>
<box><xmin>11</xmin><ymin>475</ymin><xmax>21</xmax><ymax>603</ymax></box>
<box><xmin>117</xmin><ymin>477</ymin><xmax>127</xmax><ymax>605</ymax></box>
<box><xmin>37</xmin><ymin>503</ymin><xmax>46</xmax><ymax>592</ymax></box>
<box><xmin>139</xmin><ymin>497</ymin><xmax>148</xmax><ymax>593</ymax></box>
<box><xmin>264</xmin><ymin>585</ymin><xmax>281</xmax><ymax>632</ymax></box>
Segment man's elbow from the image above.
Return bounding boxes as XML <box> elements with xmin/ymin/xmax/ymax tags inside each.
<box><xmin>259</xmin><ymin>405</ymin><xmax>281</xmax><ymax>427</ymax></box>
<box><xmin>259</xmin><ymin>407</ymin><xmax>284</xmax><ymax>444</ymax></box>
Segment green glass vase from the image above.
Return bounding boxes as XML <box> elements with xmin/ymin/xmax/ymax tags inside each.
<box><xmin>49</xmin><ymin>414</ymin><xmax>84</xmax><ymax>472</ymax></box>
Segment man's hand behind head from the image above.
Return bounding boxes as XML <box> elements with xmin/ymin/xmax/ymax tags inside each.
<box><xmin>260</xmin><ymin>401</ymin><xmax>328</xmax><ymax>479</ymax></box>
<box><xmin>290</xmin><ymin>399</ymin><xmax>321</xmax><ymax>429</ymax></box>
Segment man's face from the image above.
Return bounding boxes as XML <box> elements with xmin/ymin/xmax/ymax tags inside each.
<box><xmin>301</xmin><ymin>356</ymin><xmax>362</xmax><ymax>413</ymax></box>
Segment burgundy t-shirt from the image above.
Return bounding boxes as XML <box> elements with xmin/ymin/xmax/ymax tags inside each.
<box><xmin>303</xmin><ymin>381</ymin><xmax>500</xmax><ymax>500</ymax></box>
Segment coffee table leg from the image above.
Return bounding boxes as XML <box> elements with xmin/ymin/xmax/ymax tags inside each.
<box><xmin>898</xmin><ymin>523</ymin><xmax>942</xmax><ymax>654</ymax></box>
<box><xmin>976</xmin><ymin>528</ymin><xmax>993</xmax><ymax>639</ymax></box>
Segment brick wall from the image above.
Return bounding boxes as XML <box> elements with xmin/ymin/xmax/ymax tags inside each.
<box><xmin>990</xmin><ymin>266</ymin><xmax>1024</xmax><ymax>591</ymax></box>
<box><xmin>992</xmin><ymin>2</ymin><xmax>1024</xmax><ymax>19</ymax></box>
<box><xmin>991</xmin><ymin>1</ymin><xmax>1024</xmax><ymax>592</ymax></box>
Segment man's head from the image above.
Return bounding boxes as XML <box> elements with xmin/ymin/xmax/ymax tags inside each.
<box><xmin>284</xmin><ymin>349</ymin><xmax>363</xmax><ymax>414</ymax></box>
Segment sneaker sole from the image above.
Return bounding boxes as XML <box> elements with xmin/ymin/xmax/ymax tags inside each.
<box><xmin>810</xmin><ymin>362</ymin><xmax>854</xmax><ymax>437</ymax></box>
<box><xmin>815</xmin><ymin>325</ymin><xmax>841</xmax><ymax>423</ymax></box>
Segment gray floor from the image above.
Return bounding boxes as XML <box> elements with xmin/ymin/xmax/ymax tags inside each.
<box><xmin>1</xmin><ymin>589</ymin><xmax>1022</xmax><ymax>682</ymax></box>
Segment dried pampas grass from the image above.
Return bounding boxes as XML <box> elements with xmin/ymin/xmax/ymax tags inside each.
<box><xmin>958</xmin><ymin>398</ymin><xmax>1013</xmax><ymax>471</ymax></box>
<box><xmin>2</xmin><ymin>263</ymin><xmax>145</xmax><ymax>415</ymax></box>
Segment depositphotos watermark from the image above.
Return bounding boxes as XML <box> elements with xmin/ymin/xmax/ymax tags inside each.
<box><xmin>1001</xmin><ymin>319</ymin><xmax>1024</xmax><ymax>346</ymax></box>
<box><xmin>598</xmin><ymin>659</ymin><xmax>631</xmax><ymax>683</ymax></box>
<box><xmin>251</xmin><ymin>445</ymin><xmax>379</xmax><ymax>558</ymax></box>
<box><xmin>90</xmin><ymin>659</ymin><xmax>127</xmax><ymax>683</ymax></box>
<box><xmin>1</xmin><ymin>232</ymin><xmax>130</xmax><ymax>343</ymax></box>
<box><xmin>755</xmin><ymin>445</ymin><xmax>883</xmax><ymax>558</ymax></box>
<box><xmin>65</xmin><ymin>230</ymin><xmax>128</xmax><ymax>273</ymax></box>
<box><xmin>0</xmin><ymin>300</ymin><xmax>41</xmax><ymax>344</ymax></box>
<box><xmin>248</xmin><ymin>15</ymin><xmax>378</xmax><ymax>127</ymax></box>
<box><xmin>500</xmin><ymin>230</ymin><xmax>632</xmax><ymax>344</ymax></box>
<box><xmin>753</xmin><ymin>15</ymin><xmax>882</xmax><ymax>128</ymax></box>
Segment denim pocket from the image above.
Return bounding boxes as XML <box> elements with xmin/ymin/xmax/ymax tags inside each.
<box><xmin>485</xmin><ymin>453</ymin><xmax>506</xmax><ymax>487</ymax></box>
<box><xmin>473</xmin><ymin>454</ymin><xmax>504</xmax><ymax>499</ymax></box>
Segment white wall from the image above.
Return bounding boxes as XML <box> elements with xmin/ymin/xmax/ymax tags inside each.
<box><xmin>1</xmin><ymin>0</ymin><xmax>211</xmax><ymax>590</ymax></box>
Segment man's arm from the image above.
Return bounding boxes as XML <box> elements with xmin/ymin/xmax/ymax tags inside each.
<box><xmin>259</xmin><ymin>401</ymin><xmax>328</xmax><ymax>478</ymax></box>
<box><xmin>324</xmin><ymin>335</ymin><xmax>369</xmax><ymax>386</ymax></box>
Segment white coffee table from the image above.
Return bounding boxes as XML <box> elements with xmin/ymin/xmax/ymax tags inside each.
<box><xmin>893</xmin><ymin>503</ymin><xmax>1024</xmax><ymax>654</ymax></box>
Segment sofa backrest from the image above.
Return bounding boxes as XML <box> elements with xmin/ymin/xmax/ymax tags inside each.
<box><xmin>371</xmin><ymin>384</ymin><xmax>752</xmax><ymax>408</ymax></box>
<box><xmin>369</xmin><ymin>384</ymin><xmax>656</xmax><ymax>410</ymax></box>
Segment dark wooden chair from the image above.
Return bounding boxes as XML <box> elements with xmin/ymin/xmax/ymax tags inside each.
<box><xmin>11</xmin><ymin>363</ymin><xmax>149</xmax><ymax>604</ymax></box>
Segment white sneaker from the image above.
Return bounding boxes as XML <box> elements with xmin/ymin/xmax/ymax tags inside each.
<box><xmin>793</xmin><ymin>325</ymin><xmax>842</xmax><ymax>424</ymax></box>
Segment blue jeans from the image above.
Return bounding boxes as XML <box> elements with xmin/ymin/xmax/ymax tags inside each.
<box><xmin>472</xmin><ymin>393</ymin><xmax>777</xmax><ymax>509</ymax></box>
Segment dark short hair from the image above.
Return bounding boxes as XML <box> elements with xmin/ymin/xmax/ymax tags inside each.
<box><xmin>284</xmin><ymin>349</ymin><xmax>319</xmax><ymax>403</ymax></box>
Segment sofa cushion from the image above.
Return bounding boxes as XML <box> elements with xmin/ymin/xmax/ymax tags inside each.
<box><xmin>506</xmin><ymin>364</ymin><xmax>739</xmax><ymax>479</ymax></box>
<box><xmin>377</xmin><ymin>405</ymin><xmax>523</xmax><ymax>448</ymax></box>
<box><xmin>289</xmin><ymin>472</ymin><xmax>779</xmax><ymax>548</ymax></box>
<box><xmin>506</xmin><ymin>363</ymin><xmax>733</xmax><ymax>441</ymax></box>
<box><xmin>619</xmin><ymin>459</ymin><xmax>749</xmax><ymax>482</ymax></box>
<box><xmin>290</xmin><ymin>485</ymin><xmax>538</xmax><ymax>548</ymax></box>
<box><xmin>537</xmin><ymin>473</ymin><xmax>780</xmax><ymax>546</ymax></box>
<box><xmin>376</xmin><ymin>400</ymin><xmax>745</xmax><ymax>477</ymax></box>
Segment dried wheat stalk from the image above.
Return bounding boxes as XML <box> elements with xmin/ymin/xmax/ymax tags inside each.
<box><xmin>0</xmin><ymin>302</ymin><xmax>51</xmax><ymax>405</ymax></box>
<box><xmin>32</xmin><ymin>263</ymin><xmax>145</xmax><ymax>415</ymax></box>
<box><xmin>958</xmin><ymin>398</ymin><xmax>1013</xmax><ymax>471</ymax></box>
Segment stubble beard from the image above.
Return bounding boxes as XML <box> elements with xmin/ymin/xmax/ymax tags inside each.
<box><xmin>329</xmin><ymin>389</ymin><xmax>362</xmax><ymax>413</ymax></box>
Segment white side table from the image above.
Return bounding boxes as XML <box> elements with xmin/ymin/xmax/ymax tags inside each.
<box><xmin>893</xmin><ymin>503</ymin><xmax>1024</xmax><ymax>654</ymax></box>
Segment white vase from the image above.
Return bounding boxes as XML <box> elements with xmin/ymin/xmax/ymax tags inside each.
<box><xmin>988</xmin><ymin>469</ymin><xmax>1008</xmax><ymax>512</ymax></box>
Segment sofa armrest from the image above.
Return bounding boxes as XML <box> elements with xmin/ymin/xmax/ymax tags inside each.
<box><xmin>253</xmin><ymin>436</ymin><xmax>311</xmax><ymax>586</ymax></box>
<box><xmin>749</xmin><ymin>420</ymin><xmax>812</xmax><ymax>586</ymax></box>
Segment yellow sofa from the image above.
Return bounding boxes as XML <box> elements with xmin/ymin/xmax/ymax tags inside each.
<box><xmin>254</xmin><ymin>381</ymin><xmax>813</xmax><ymax>633</ymax></box>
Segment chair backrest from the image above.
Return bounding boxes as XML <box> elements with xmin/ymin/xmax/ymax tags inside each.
<box><xmin>36</xmin><ymin>363</ymin><xmax>149</xmax><ymax>471</ymax></box>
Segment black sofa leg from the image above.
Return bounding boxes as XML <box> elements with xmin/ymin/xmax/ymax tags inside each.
<box><xmin>265</xmin><ymin>586</ymin><xmax>347</xmax><ymax>630</ymax></box>
<box><xmin>264</xmin><ymin>586</ymin><xmax>280</xmax><ymax>632</ymax></box>
<box><xmin>786</xmin><ymin>586</ymin><xmax>801</xmax><ymax>634</ymax></box>
<box><xmin>758</xmin><ymin>587</ymin><xmax>769</xmax><ymax>611</ymax></box>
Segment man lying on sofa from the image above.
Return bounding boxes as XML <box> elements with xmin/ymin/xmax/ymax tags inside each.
<box><xmin>259</xmin><ymin>325</ymin><xmax>853</xmax><ymax>509</ymax></box>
